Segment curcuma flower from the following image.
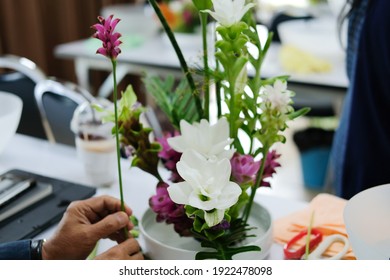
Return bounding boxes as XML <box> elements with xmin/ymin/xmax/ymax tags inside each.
<box><xmin>203</xmin><ymin>0</ymin><xmax>256</xmax><ymax>27</ymax></box>
<box><xmin>91</xmin><ymin>14</ymin><xmax>122</xmax><ymax>59</ymax></box>
<box><xmin>167</xmin><ymin>118</ymin><xmax>234</xmax><ymax>160</ymax></box>
<box><xmin>157</xmin><ymin>132</ymin><xmax>183</xmax><ymax>183</ymax></box>
<box><xmin>261</xmin><ymin>80</ymin><xmax>293</xmax><ymax>114</ymax></box>
<box><xmin>149</xmin><ymin>182</ymin><xmax>193</xmax><ymax>236</ymax></box>
<box><xmin>167</xmin><ymin>149</ymin><xmax>241</xmax><ymax>227</ymax></box>
<box><xmin>230</xmin><ymin>152</ymin><xmax>260</xmax><ymax>185</ymax></box>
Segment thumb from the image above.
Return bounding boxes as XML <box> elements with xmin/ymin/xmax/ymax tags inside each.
<box><xmin>91</xmin><ymin>211</ymin><xmax>129</xmax><ymax>239</ymax></box>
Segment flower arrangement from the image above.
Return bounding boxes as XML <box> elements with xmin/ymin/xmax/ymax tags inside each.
<box><xmin>91</xmin><ymin>0</ymin><xmax>309</xmax><ymax>260</ymax></box>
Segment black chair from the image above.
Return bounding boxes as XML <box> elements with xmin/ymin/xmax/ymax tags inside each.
<box><xmin>34</xmin><ymin>79</ymin><xmax>93</xmax><ymax>146</ymax></box>
<box><xmin>0</xmin><ymin>55</ymin><xmax>47</xmax><ymax>139</ymax></box>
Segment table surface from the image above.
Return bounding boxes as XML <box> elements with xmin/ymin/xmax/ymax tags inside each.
<box><xmin>54</xmin><ymin>31</ymin><xmax>349</xmax><ymax>89</ymax></box>
<box><xmin>0</xmin><ymin>134</ymin><xmax>309</xmax><ymax>259</ymax></box>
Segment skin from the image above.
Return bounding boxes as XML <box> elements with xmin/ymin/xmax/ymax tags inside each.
<box><xmin>41</xmin><ymin>195</ymin><xmax>143</xmax><ymax>260</ymax></box>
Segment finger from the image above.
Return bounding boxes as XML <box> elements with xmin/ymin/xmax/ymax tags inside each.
<box><xmin>94</xmin><ymin>238</ymin><xmax>142</xmax><ymax>260</ymax></box>
<box><xmin>91</xmin><ymin>211</ymin><xmax>130</xmax><ymax>239</ymax></box>
<box><xmin>129</xmin><ymin>251</ymin><xmax>144</xmax><ymax>260</ymax></box>
<box><xmin>107</xmin><ymin>228</ymin><xmax>135</xmax><ymax>243</ymax></box>
<box><xmin>82</xmin><ymin>195</ymin><xmax>133</xmax><ymax>222</ymax></box>
<box><xmin>120</xmin><ymin>238</ymin><xmax>142</xmax><ymax>256</ymax></box>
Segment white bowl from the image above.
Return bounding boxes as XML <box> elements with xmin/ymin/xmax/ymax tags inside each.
<box><xmin>0</xmin><ymin>91</ymin><xmax>23</xmax><ymax>155</ymax></box>
<box><xmin>139</xmin><ymin>202</ymin><xmax>273</xmax><ymax>260</ymax></box>
<box><xmin>344</xmin><ymin>184</ymin><xmax>390</xmax><ymax>259</ymax></box>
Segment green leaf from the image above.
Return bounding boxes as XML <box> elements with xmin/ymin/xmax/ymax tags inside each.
<box><xmin>289</xmin><ymin>107</ymin><xmax>311</xmax><ymax>120</ymax></box>
<box><xmin>192</xmin><ymin>0</ymin><xmax>212</xmax><ymax>10</ymax></box>
<box><xmin>143</xmin><ymin>75</ymin><xmax>201</xmax><ymax>128</ymax></box>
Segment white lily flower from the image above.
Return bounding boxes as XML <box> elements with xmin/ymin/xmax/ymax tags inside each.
<box><xmin>167</xmin><ymin>149</ymin><xmax>241</xmax><ymax>227</ymax></box>
<box><xmin>203</xmin><ymin>0</ymin><xmax>256</xmax><ymax>27</ymax></box>
<box><xmin>167</xmin><ymin>118</ymin><xmax>234</xmax><ymax>160</ymax></box>
<box><xmin>262</xmin><ymin>80</ymin><xmax>293</xmax><ymax>113</ymax></box>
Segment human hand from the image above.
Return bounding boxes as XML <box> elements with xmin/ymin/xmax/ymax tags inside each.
<box><xmin>94</xmin><ymin>237</ymin><xmax>143</xmax><ymax>260</ymax></box>
<box><xmin>42</xmin><ymin>195</ymin><xmax>143</xmax><ymax>260</ymax></box>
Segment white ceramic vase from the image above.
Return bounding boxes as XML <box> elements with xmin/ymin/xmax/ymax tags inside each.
<box><xmin>139</xmin><ymin>202</ymin><xmax>273</xmax><ymax>260</ymax></box>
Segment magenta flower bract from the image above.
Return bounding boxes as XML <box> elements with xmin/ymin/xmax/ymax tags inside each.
<box><xmin>157</xmin><ymin>131</ymin><xmax>183</xmax><ymax>183</ymax></box>
<box><xmin>91</xmin><ymin>15</ymin><xmax>122</xmax><ymax>59</ymax></box>
<box><xmin>261</xmin><ymin>150</ymin><xmax>281</xmax><ymax>187</ymax></box>
<box><xmin>230</xmin><ymin>150</ymin><xmax>281</xmax><ymax>187</ymax></box>
<box><xmin>230</xmin><ymin>152</ymin><xmax>260</xmax><ymax>185</ymax></box>
<box><xmin>149</xmin><ymin>182</ymin><xmax>193</xmax><ymax>236</ymax></box>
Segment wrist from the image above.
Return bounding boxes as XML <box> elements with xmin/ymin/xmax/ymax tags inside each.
<box><xmin>30</xmin><ymin>239</ymin><xmax>46</xmax><ymax>260</ymax></box>
<box><xmin>41</xmin><ymin>238</ymin><xmax>55</xmax><ymax>260</ymax></box>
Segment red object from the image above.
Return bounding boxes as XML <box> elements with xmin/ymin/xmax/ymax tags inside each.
<box><xmin>283</xmin><ymin>228</ymin><xmax>323</xmax><ymax>259</ymax></box>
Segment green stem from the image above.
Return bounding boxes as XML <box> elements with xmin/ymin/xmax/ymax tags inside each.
<box><xmin>200</xmin><ymin>12</ymin><xmax>210</xmax><ymax>121</ymax></box>
<box><xmin>216</xmin><ymin>243</ymin><xmax>230</xmax><ymax>260</ymax></box>
<box><xmin>242</xmin><ymin>147</ymin><xmax>269</xmax><ymax>224</ymax></box>
<box><xmin>304</xmin><ymin>211</ymin><xmax>315</xmax><ymax>260</ymax></box>
<box><xmin>112</xmin><ymin>59</ymin><xmax>129</xmax><ymax>239</ymax></box>
<box><xmin>147</xmin><ymin>0</ymin><xmax>203</xmax><ymax>119</ymax></box>
<box><xmin>216</xmin><ymin>80</ymin><xmax>222</xmax><ymax>118</ymax></box>
<box><xmin>214</xmin><ymin>24</ymin><xmax>222</xmax><ymax>118</ymax></box>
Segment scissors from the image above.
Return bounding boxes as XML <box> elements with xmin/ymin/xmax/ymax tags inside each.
<box><xmin>283</xmin><ymin>228</ymin><xmax>350</xmax><ymax>260</ymax></box>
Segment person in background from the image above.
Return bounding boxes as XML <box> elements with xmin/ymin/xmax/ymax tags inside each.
<box><xmin>0</xmin><ymin>195</ymin><xmax>143</xmax><ymax>260</ymax></box>
<box><xmin>330</xmin><ymin>0</ymin><xmax>390</xmax><ymax>199</ymax></box>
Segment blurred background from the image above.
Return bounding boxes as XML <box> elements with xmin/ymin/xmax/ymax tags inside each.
<box><xmin>0</xmin><ymin>0</ymin><xmax>347</xmax><ymax>201</ymax></box>
<box><xmin>0</xmin><ymin>0</ymin><xmax>143</xmax><ymax>93</ymax></box>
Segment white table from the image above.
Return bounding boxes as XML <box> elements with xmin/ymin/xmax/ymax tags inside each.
<box><xmin>0</xmin><ymin>134</ymin><xmax>308</xmax><ymax>259</ymax></box>
<box><xmin>54</xmin><ymin>29</ymin><xmax>349</xmax><ymax>98</ymax></box>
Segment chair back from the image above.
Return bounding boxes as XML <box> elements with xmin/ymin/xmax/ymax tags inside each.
<box><xmin>34</xmin><ymin>79</ymin><xmax>92</xmax><ymax>146</ymax></box>
<box><xmin>0</xmin><ymin>55</ymin><xmax>47</xmax><ymax>139</ymax></box>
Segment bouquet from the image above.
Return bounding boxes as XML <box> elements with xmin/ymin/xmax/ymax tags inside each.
<box><xmin>91</xmin><ymin>0</ymin><xmax>309</xmax><ymax>260</ymax></box>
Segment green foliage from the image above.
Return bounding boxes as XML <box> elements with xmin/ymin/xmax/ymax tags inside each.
<box><xmin>143</xmin><ymin>75</ymin><xmax>202</xmax><ymax>128</ymax></box>
<box><xmin>97</xmin><ymin>85</ymin><xmax>163</xmax><ymax>180</ymax></box>
<box><xmin>192</xmin><ymin>0</ymin><xmax>212</xmax><ymax>11</ymax></box>
<box><xmin>193</xmin><ymin>218</ymin><xmax>261</xmax><ymax>260</ymax></box>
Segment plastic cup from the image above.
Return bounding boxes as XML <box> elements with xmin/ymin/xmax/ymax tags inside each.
<box><xmin>344</xmin><ymin>184</ymin><xmax>390</xmax><ymax>259</ymax></box>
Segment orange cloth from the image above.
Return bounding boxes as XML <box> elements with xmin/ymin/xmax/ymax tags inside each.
<box><xmin>274</xmin><ymin>193</ymin><xmax>356</xmax><ymax>259</ymax></box>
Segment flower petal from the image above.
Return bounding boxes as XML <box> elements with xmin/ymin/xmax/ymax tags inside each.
<box><xmin>167</xmin><ymin>182</ymin><xmax>193</xmax><ymax>205</ymax></box>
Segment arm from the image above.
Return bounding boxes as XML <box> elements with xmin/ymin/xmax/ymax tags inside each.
<box><xmin>0</xmin><ymin>240</ymin><xmax>31</xmax><ymax>260</ymax></box>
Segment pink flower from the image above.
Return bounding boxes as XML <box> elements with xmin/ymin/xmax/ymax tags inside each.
<box><xmin>230</xmin><ymin>150</ymin><xmax>281</xmax><ymax>187</ymax></box>
<box><xmin>230</xmin><ymin>153</ymin><xmax>260</xmax><ymax>185</ymax></box>
<box><xmin>91</xmin><ymin>15</ymin><xmax>122</xmax><ymax>59</ymax></box>
<box><xmin>261</xmin><ymin>150</ymin><xmax>281</xmax><ymax>187</ymax></box>
<box><xmin>149</xmin><ymin>182</ymin><xmax>192</xmax><ymax>236</ymax></box>
<box><xmin>157</xmin><ymin>131</ymin><xmax>183</xmax><ymax>183</ymax></box>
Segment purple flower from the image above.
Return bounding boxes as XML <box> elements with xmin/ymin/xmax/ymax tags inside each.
<box><xmin>211</xmin><ymin>219</ymin><xmax>230</xmax><ymax>231</ymax></box>
<box><xmin>157</xmin><ymin>131</ymin><xmax>183</xmax><ymax>183</ymax></box>
<box><xmin>261</xmin><ymin>150</ymin><xmax>281</xmax><ymax>187</ymax></box>
<box><xmin>230</xmin><ymin>152</ymin><xmax>260</xmax><ymax>185</ymax></box>
<box><xmin>149</xmin><ymin>182</ymin><xmax>175</xmax><ymax>221</ymax></box>
<box><xmin>149</xmin><ymin>182</ymin><xmax>193</xmax><ymax>236</ymax></box>
<box><xmin>91</xmin><ymin>15</ymin><xmax>122</xmax><ymax>59</ymax></box>
<box><xmin>230</xmin><ymin>150</ymin><xmax>281</xmax><ymax>187</ymax></box>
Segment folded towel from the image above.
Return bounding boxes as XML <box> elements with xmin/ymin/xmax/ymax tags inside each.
<box><xmin>274</xmin><ymin>193</ymin><xmax>356</xmax><ymax>259</ymax></box>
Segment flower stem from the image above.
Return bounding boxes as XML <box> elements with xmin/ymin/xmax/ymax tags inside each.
<box><xmin>200</xmin><ymin>12</ymin><xmax>210</xmax><ymax>121</ymax></box>
<box><xmin>229</xmin><ymin>80</ymin><xmax>236</xmax><ymax>140</ymax></box>
<box><xmin>147</xmin><ymin>0</ymin><xmax>203</xmax><ymax>119</ymax></box>
<box><xmin>112</xmin><ymin>59</ymin><xmax>129</xmax><ymax>239</ymax></box>
<box><xmin>242</xmin><ymin>147</ymin><xmax>269</xmax><ymax>224</ymax></box>
<box><xmin>304</xmin><ymin>211</ymin><xmax>315</xmax><ymax>260</ymax></box>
